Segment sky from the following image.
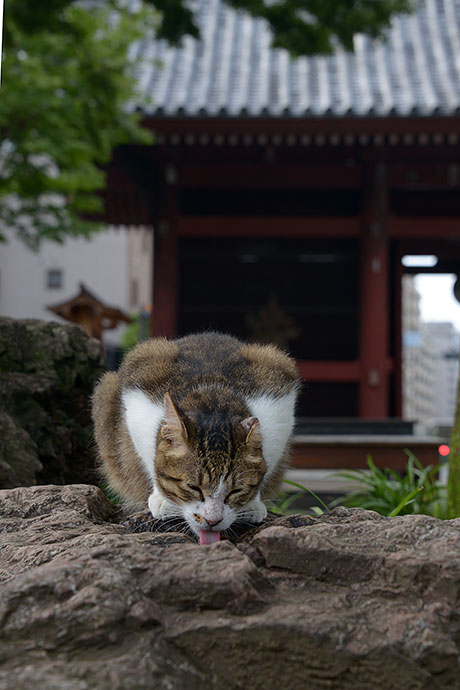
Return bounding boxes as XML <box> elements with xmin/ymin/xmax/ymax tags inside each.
<box><xmin>415</xmin><ymin>274</ymin><xmax>460</xmax><ymax>332</ymax></box>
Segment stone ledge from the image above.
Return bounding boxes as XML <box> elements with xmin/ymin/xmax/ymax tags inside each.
<box><xmin>0</xmin><ymin>484</ymin><xmax>459</xmax><ymax>690</ymax></box>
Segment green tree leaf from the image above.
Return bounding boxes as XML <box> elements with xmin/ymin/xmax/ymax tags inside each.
<box><xmin>2</xmin><ymin>0</ymin><xmax>414</xmax><ymax>247</ymax></box>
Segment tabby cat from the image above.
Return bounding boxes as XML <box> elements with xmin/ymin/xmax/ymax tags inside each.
<box><xmin>92</xmin><ymin>332</ymin><xmax>300</xmax><ymax>544</ymax></box>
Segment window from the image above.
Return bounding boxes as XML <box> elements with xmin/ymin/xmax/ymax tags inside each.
<box><xmin>47</xmin><ymin>269</ymin><xmax>63</xmax><ymax>289</ymax></box>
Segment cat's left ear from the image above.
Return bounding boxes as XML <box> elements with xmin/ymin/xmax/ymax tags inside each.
<box><xmin>161</xmin><ymin>392</ymin><xmax>188</xmax><ymax>443</ymax></box>
<box><xmin>240</xmin><ymin>417</ymin><xmax>262</xmax><ymax>447</ymax></box>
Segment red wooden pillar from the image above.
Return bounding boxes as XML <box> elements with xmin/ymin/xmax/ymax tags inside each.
<box><xmin>393</xmin><ymin>244</ymin><xmax>404</xmax><ymax>417</ymax></box>
<box><xmin>151</xmin><ymin>227</ymin><xmax>178</xmax><ymax>337</ymax></box>
<box><xmin>359</xmin><ymin>163</ymin><xmax>390</xmax><ymax>417</ymax></box>
<box><xmin>151</xmin><ymin>166</ymin><xmax>178</xmax><ymax>338</ymax></box>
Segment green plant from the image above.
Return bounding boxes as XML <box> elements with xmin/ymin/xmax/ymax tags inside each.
<box><xmin>121</xmin><ymin>311</ymin><xmax>151</xmax><ymax>351</ymax></box>
<box><xmin>332</xmin><ymin>452</ymin><xmax>448</xmax><ymax>519</ymax></box>
<box><xmin>99</xmin><ymin>481</ymin><xmax>124</xmax><ymax>505</ymax></box>
<box><xmin>268</xmin><ymin>479</ymin><xmax>330</xmax><ymax>516</ymax></box>
<box><xmin>267</xmin><ymin>492</ymin><xmax>302</xmax><ymax>516</ymax></box>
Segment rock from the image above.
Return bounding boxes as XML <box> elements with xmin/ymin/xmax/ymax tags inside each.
<box><xmin>0</xmin><ymin>317</ymin><xmax>106</xmax><ymax>488</ymax></box>
<box><xmin>0</xmin><ymin>412</ymin><xmax>43</xmax><ymax>487</ymax></box>
<box><xmin>1</xmin><ymin>486</ymin><xmax>460</xmax><ymax>689</ymax></box>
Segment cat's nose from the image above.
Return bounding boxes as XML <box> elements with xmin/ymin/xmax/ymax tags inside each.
<box><xmin>205</xmin><ymin>517</ymin><xmax>221</xmax><ymax>528</ymax></box>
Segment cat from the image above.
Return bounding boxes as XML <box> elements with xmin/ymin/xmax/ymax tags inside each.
<box><xmin>92</xmin><ymin>332</ymin><xmax>300</xmax><ymax>543</ymax></box>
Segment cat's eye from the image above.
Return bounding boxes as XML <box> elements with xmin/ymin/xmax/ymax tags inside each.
<box><xmin>225</xmin><ymin>489</ymin><xmax>241</xmax><ymax>501</ymax></box>
<box><xmin>188</xmin><ymin>485</ymin><xmax>204</xmax><ymax>501</ymax></box>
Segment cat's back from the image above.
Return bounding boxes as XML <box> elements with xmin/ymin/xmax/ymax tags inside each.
<box><xmin>120</xmin><ymin>332</ymin><xmax>299</xmax><ymax>400</ymax></box>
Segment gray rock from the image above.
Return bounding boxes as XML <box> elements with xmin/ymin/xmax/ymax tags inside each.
<box><xmin>0</xmin><ymin>412</ymin><xmax>42</xmax><ymax>487</ymax></box>
<box><xmin>1</xmin><ymin>485</ymin><xmax>460</xmax><ymax>689</ymax></box>
<box><xmin>0</xmin><ymin>317</ymin><xmax>106</xmax><ymax>488</ymax></box>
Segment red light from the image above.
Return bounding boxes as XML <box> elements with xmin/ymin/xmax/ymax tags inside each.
<box><xmin>439</xmin><ymin>444</ymin><xmax>450</xmax><ymax>457</ymax></box>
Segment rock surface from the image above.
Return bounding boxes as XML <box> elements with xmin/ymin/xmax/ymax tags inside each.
<box><xmin>0</xmin><ymin>317</ymin><xmax>106</xmax><ymax>488</ymax></box>
<box><xmin>1</xmin><ymin>485</ymin><xmax>460</xmax><ymax>689</ymax></box>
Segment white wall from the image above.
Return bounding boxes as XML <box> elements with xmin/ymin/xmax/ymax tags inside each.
<box><xmin>0</xmin><ymin>226</ymin><xmax>131</xmax><ymax>345</ymax></box>
<box><xmin>128</xmin><ymin>228</ymin><xmax>154</xmax><ymax>311</ymax></box>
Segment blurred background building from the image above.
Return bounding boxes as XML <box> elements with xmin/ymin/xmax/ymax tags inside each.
<box><xmin>402</xmin><ymin>276</ymin><xmax>459</xmax><ymax>429</ymax></box>
<box><xmin>402</xmin><ymin>275</ymin><xmax>437</xmax><ymax>425</ymax></box>
<box><xmin>104</xmin><ymin>0</ymin><xmax>460</xmax><ymax>421</ymax></box>
<box><xmin>423</xmin><ymin>321</ymin><xmax>460</xmax><ymax>427</ymax></box>
<box><xmin>3</xmin><ymin>0</ymin><xmax>460</xmax><ymax>473</ymax></box>
<box><xmin>0</xmin><ymin>226</ymin><xmax>153</xmax><ymax>349</ymax></box>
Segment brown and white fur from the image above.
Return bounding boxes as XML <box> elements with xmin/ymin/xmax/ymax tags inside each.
<box><xmin>92</xmin><ymin>332</ymin><xmax>300</xmax><ymax>537</ymax></box>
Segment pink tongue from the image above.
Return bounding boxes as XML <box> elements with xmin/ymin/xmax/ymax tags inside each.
<box><xmin>199</xmin><ymin>529</ymin><xmax>221</xmax><ymax>545</ymax></box>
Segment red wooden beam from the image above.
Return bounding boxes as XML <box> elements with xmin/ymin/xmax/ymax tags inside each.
<box><xmin>389</xmin><ymin>217</ymin><xmax>460</xmax><ymax>237</ymax></box>
<box><xmin>144</xmin><ymin>116</ymin><xmax>460</xmax><ymax>137</ymax></box>
<box><xmin>297</xmin><ymin>361</ymin><xmax>361</xmax><ymax>382</ymax></box>
<box><xmin>388</xmin><ymin>162</ymin><xmax>460</xmax><ymax>189</ymax></box>
<box><xmin>291</xmin><ymin>438</ymin><xmax>441</xmax><ymax>470</ymax></box>
<box><xmin>177</xmin><ymin>164</ymin><xmax>361</xmax><ymax>189</ymax></box>
<box><xmin>297</xmin><ymin>359</ymin><xmax>393</xmax><ymax>382</ymax></box>
<box><xmin>176</xmin><ymin>216</ymin><xmax>360</xmax><ymax>237</ymax></box>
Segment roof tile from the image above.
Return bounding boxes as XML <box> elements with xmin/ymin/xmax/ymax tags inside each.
<box><xmin>137</xmin><ymin>0</ymin><xmax>460</xmax><ymax>117</ymax></box>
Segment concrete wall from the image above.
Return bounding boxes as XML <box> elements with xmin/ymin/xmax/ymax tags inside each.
<box><xmin>0</xmin><ymin>226</ymin><xmax>152</xmax><ymax>346</ymax></box>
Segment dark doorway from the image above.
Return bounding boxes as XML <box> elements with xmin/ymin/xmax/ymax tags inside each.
<box><xmin>178</xmin><ymin>237</ymin><xmax>360</xmax><ymax>363</ymax></box>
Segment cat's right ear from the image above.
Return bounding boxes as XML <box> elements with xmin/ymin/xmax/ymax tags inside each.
<box><xmin>161</xmin><ymin>393</ymin><xmax>188</xmax><ymax>442</ymax></box>
<box><xmin>240</xmin><ymin>416</ymin><xmax>262</xmax><ymax>448</ymax></box>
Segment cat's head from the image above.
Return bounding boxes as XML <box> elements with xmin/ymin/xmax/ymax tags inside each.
<box><xmin>154</xmin><ymin>393</ymin><xmax>266</xmax><ymax>536</ymax></box>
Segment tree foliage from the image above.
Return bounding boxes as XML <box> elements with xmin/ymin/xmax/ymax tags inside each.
<box><xmin>1</xmin><ymin>0</ymin><xmax>413</xmax><ymax>248</ymax></box>
<box><xmin>156</xmin><ymin>0</ymin><xmax>412</xmax><ymax>56</ymax></box>
<box><xmin>1</xmin><ymin>2</ymin><xmax>155</xmax><ymax>248</ymax></box>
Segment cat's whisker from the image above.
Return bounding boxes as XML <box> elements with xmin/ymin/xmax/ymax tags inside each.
<box><xmin>129</xmin><ymin>521</ymin><xmax>156</xmax><ymax>533</ymax></box>
<box><xmin>127</xmin><ymin>515</ymin><xmax>157</xmax><ymax>531</ymax></box>
<box><xmin>175</xmin><ymin>523</ymin><xmax>196</xmax><ymax>539</ymax></box>
<box><xmin>159</xmin><ymin>514</ymin><xmax>183</xmax><ymax>524</ymax></box>
<box><xmin>127</xmin><ymin>511</ymin><xmax>188</xmax><ymax>534</ymax></box>
<box><xmin>169</xmin><ymin>519</ymin><xmax>185</xmax><ymax>530</ymax></box>
<box><xmin>226</xmin><ymin>525</ymin><xmax>238</xmax><ymax>539</ymax></box>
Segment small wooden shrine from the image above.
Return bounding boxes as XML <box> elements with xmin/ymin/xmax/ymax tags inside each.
<box><xmin>48</xmin><ymin>283</ymin><xmax>131</xmax><ymax>341</ymax></box>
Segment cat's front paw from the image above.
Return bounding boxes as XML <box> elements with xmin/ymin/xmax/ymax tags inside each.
<box><xmin>148</xmin><ymin>490</ymin><xmax>176</xmax><ymax>519</ymax></box>
<box><xmin>244</xmin><ymin>497</ymin><xmax>267</xmax><ymax>524</ymax></box>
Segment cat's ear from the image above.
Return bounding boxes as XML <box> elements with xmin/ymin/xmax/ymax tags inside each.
<box><xmin>240</xmin><ymin>417</ymin><xmax>262</xmax><ymax>447</ymax></box>
<box><xmin>161</xmin><ymin>393</ymin><xmax>188</xmax><ymax>442</ymax></box>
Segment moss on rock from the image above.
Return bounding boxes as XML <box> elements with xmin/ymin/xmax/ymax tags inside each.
<box><xmin>0</xmin><ymin>317</ymin><xmax>106</xmax><ymax>488</ymax></box>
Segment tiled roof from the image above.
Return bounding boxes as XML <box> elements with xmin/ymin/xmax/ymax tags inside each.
<box><xmin>132</xmin><ymin>0</ymin><xmax>460</xmax><ymax>118</ymax></box>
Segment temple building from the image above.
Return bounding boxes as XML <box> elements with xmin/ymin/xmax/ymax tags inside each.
<box><xmin>103</xmin><ymin>0</ymin><xmax>460</xmax><ymax>467</ymax></box>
